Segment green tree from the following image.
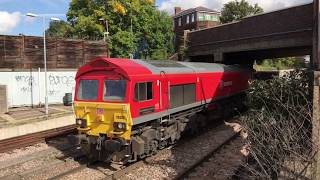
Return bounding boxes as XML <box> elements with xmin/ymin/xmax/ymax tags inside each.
<box><xmin>220</xmin><ymin>0</ymin><xmax>263</xmax><ymax>24</ymax></box>
<box><xmin>47</xmin><ymin>0</ymin><xmax>174</xmax><ymax>59</ymax></box>
<box><xmin>46</xmin><ymin>21</ymin><xmax>74</xmax><ymax>38</ymax></box>
<box><xmin>256</xmin><ymin>57</ymin><xmax>306</xmax><ymax>71</ymax></box>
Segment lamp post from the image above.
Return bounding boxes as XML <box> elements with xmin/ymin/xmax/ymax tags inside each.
<box><xmin>98</xmin><ymin>18</ymin><xmax>110</xmax><ymax>41</ymax></box>
<box><xmin>129</xmin><ymin>2</ymin><xmax>133</xmax><ymax>59</ymax></box>
<box><xmin>99</xmin><ymin>18</ymin><xmax>111</xmax><ymax>57</ymax></box>
<box><xmin>26</xmin><ymin>13</ymin><xmax>61</xmax><ymax>116</ymax></box>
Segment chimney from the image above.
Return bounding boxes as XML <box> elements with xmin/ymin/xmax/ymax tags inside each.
<box><xmin>174</xmin><ymin>7</ymin><xmax>182</xmax><ymax>15</ymax></box>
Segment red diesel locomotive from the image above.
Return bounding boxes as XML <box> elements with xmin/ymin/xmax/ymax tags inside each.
<box><xmin>73</xmin><ymin>58</ymin><xmax>251</xmax><ymax>163</ymax></box>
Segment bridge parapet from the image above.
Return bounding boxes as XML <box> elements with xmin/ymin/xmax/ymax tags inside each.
<box><xmin>187</xmin><ymin>3</ymin><xmax>313</xmax><ymax>63</ymax></box>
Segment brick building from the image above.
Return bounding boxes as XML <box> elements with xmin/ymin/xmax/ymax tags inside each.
<box><xmin>173</xmin><ymin>6</ymin><xmax>220</xmax><ymax>52</ymax></box>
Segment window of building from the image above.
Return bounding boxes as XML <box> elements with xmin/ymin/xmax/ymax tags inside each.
<box><xmin>211</xmin><ymin>14</ymin><xmax>219</xmax><ymax>21</ymax></box>
<box><xmin>205</xmin><ymin>14</ymin><xmax>211</xmax><ymax>21</ymax></box>
<box><xmin>191</xmin><ymin>13</ymin><xmax>195</xmax><ymax>22</ymax></box>
<box><xmin>186</xmin><ymin>15</ymin><xmax>189</xmax><ymax>24</ymax></box>
<box><xmin>135</xmin><ymin>82</ymin><xmax>153</xmax><ymax>101</ymax></box>
<box><xmin>178</xmin><ymin>17</ymin><xmax>182</xmax><ymax>26</ymax></box>
<box><xmin>206</xmin><ymin>14</ymin><xmax>218</xmax><ymax>21</ymax></box>
<box><xmin>198</xmin><ymin>12</ymin><xmax>205</xmax><ymax>21</ymax></box>
<box><xmin>198</xmin><ymin>13</ymin><xmax>219</xmax><ymax>22</ymax></box>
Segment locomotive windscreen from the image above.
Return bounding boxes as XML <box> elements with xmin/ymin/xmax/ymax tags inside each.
<box><xmin>103</xmin><ymin>80</ymin><xmax>127</xmax><ymax>101</ymax></box>
<box><xmin>77</xmin><ymin>80</ymin><xmax>99</xmax><ymax>100</ymax></box>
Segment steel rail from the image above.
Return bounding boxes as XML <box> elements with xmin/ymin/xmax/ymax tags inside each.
<box><xmin>105</xmin><ymin>120</ymin><xmax>240</xmax><ymax>180</ymax></box>
<box><xmin>173</xmin><ymin>131</ymin><xmax>241</xmax><ymax>180</ymax></box>
<box><xmin>0</xmin><ymin>124</ymin><xmax>76</xmax><ymax>153</ymax></box>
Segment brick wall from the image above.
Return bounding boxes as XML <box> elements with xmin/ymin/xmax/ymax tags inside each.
<box><xmin>0</xmin><ymin>85</ymin><xmax>8</xmax><ymax>114</ymax></box>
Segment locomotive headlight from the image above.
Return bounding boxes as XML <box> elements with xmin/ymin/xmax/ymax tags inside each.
<box><xmin>113</xmin><ymin>122</ymin><xmax>126</xmax><ymax>131</ymax></box>
<box><xmin>76</xmin><ymin>119</ymin><xmax>87</xmax><ymax>128</ymax></box>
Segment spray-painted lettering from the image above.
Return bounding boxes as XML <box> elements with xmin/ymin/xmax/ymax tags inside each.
<box><xmin>49</xmin><ymin>75</ymin><xmax>75</xmax><ymax>87</ymax></box>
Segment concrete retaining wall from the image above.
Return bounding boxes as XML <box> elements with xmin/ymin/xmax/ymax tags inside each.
<box><xmin>0</xmin><ymin>115</ymin><xmax>75</xmax><ymax>140</ymax></box>
<box><xmin>0</xmin><ymin>70</ymin><xmax>76</xmax><ymax>107</ymax></box>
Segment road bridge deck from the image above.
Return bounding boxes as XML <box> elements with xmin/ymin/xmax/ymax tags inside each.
<box><xmin>187</xmin><ymin>3</ymin><xmax>313</xmax><ymax>63</ymax></box>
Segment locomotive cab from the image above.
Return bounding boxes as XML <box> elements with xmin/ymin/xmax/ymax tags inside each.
<box><xmin>75</xmin><ymin>77</ymin><xmax>132</xmax><ymax>138</ymax></box>
<box><xmin>73</xmin><ymin>60</ymin><xmax>136</xmax><ymax>162</ymax></box>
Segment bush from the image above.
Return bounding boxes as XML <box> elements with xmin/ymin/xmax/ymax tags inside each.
<box><xmin>240</xmin><ymin>70</ymin><xmax>314</xmax><ymax>179</ymax></box>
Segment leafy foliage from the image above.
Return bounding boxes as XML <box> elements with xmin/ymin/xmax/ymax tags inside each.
<box><xmin>220</xmin><ymin>0</ymin><xmax>263</xmax><ymax>23</ymax></box>
<box><xmin>47</xmin><ymin>0</ymin><xmax>174</xmax><ymax>59</ymax></box>
<box><xmin>46</xmin><ymin>21</ymin><xmax>74</xmax><ymax>38</ymax></box>
<box><xmin>256</xmin><ymin>57</ymin><xmax>306</xmax><ymax>71</ymax></box>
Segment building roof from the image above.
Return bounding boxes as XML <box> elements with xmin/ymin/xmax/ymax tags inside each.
<box><xmin>174</xmin><ymin>6</ymin><xmax>220</xmax><ymax>18</ymax></box>
<box><xmin>195</xmin><ymin>6</ymin><xmax>218</xmax><ymax>12</ymax></box>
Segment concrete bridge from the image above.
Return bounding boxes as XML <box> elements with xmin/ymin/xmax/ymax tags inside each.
<box><xmin>186</xmin><ymin>3</ymin><xmax>313</xmax><ymax>64</ymax></box>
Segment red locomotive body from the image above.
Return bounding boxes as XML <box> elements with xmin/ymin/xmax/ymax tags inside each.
<box><xmin>73</xmin><ymin>58</ymin><xmax>251</xmax><ymax>163</ymax></box>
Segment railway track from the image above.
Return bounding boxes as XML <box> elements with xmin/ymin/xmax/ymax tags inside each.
<box><xmin>0</xmin><ymin>125</ymin><xmax>76</xmax><ymax>153</ymax></box>
<box><xmin>0</xmin><ymin>140</ymin><xmax>85</xmax><ymax>179</ymax></box>
<box><xmin>0</xmin><ymin>119</ymin><xmax>243</xmax><ymax>180</ymax></box>
<box><xmin>108</xmin><ymin>120</ymin><xmax>243</xmax><ymax>180</ymax></box>
<box><xmin>47</xmin><ymin>163</ymin><xmax>88</xmax><ymax>180</ymax></box>
<box><xmin>37</xmin><ymin>145</ymin><xmax>174</xmax><ymax>180</ymax></box>
<box><xmin>109</xmin><ymin>148</ymin><xmax>172</xmax><ymax>180</ymax></box>
<box><xmin>173</xmin><ymin>133</ymin><xmax>242</xmax><ymax>180</ymax></box>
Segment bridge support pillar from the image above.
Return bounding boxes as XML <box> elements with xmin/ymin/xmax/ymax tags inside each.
<box><xmin>213</xmin><ymin>52</ymin><xmax>223</xmax><ymax>63</ymax></box>
<box><xmin>313</xmin><ymin>72</ymin><xmax>320</xmax><ymax>179</ymax></box>
<box><xmin>178</xmin><ymin>30</ymin><xmax>190</xmax><ymax>61</ymax></box>
<box><xmin>313</xmin><ymin>0</ymin><xmax>320</xmax><ymax>178</ymax></box>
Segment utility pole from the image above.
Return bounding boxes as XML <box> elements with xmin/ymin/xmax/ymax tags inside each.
<box><xmin>99</xmin><ymin>18</ymin><xmax>109</xmax><ymax>41</ymax></box>
<box><xmin>26</xmin><ymin>13</ymin><xmax>61</xmax><ymax>116</ymax></box>
<box><xmin>129</xmin><ymin>1</ymin><xmax>134</xmax><ymax>59</ymax></box>
<box><xmin>99</xmin><ymin>18</ymin><xmax>110</xmax><ymax>58</ymax></box>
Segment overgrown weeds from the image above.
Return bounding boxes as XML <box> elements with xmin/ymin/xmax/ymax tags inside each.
<box><xmin>239</xmin><ymin>70</ymin><xmax>314</xmax><ymax>179</ymax></box>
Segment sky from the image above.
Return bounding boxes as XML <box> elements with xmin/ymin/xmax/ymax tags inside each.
<box><xmin>0</xmin><ymin>0</ymin><xmax>313</xmax><ymax>36</ymax></box>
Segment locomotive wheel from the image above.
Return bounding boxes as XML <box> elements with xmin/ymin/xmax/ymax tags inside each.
<box><xmin>85</xmin><ymin>144</ymin><xmax>97</xmax><ymax>165</ymax></box>
<box><xmin>87</xmin><ymin>154</ymin><xmax>96</xmax><ymax>165</ymax></box>
<box><xmin>139</xmin><ymin>153</ymin><xmax>146</xmax><ymax>159</ymax></box>
<box><xmin>158</xmin><ymin>140</ymin><xmax>167</xmax><ymax>150</ymax></box>
<box><xmin>197</xmin><ymin>114</ymin><xmax>207</xmax><ymax>130</ymax></box>
<box><xmin>150</xmin><ymin>140</ymin><xmax>158</xmax><ymax>155</ymax></box>
<box><xmin>189</xmin><ymin>117</ymin><xmax>200</xmax><ymax>135</ymax></box>
<box><xmin>80</xmin><ymin>141</ymin><xmax>90</xmax><ymax>154</ymax></box>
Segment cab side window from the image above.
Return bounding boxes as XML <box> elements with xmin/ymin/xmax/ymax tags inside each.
<box><xmin>135</xmin><ymin>82</ymin><xmax>153</xmax><ymax>101</ymax></box>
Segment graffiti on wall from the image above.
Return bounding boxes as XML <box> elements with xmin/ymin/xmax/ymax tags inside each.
<box><xmin>49</xmin><ymin>75</ymin><xmax>75</xmax><ymax>87</ymax></box>
<box><xmin>15</xmin><ymin>75</ymin><xmax>37</xmax><ymax>93</ymax></box>
<box><xmin>15</xmin><ymin>75</ymin><xmax>35</xmax><ymax>84</ymax></box>
<box><xmin>0</xmin><ymin>71</ymin><xmax>76</xmax><ymax>106</ymax></box>
<box><xmin>48</xmin><ymin>75</ymin><xmax>75</xmax><ymax>96</ymax></box>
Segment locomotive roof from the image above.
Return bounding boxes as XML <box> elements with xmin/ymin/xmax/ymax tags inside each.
<box><xmin>76</xmin><ymin>58</ymin><xmax>248</xmax><ymax>79</ymax></box>
<box><xmin>133</xmin><ymin>59</ymin><xmax>247</xmax><ymax>74</ymax></box>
